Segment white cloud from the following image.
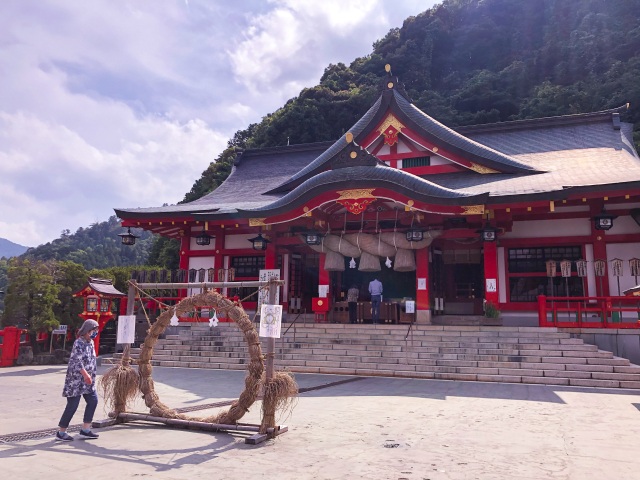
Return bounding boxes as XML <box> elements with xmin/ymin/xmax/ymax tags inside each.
<box><xmin>0</xmin><ymin>0</ymin><xmax>436</xmax><ymax>247</ymax></box>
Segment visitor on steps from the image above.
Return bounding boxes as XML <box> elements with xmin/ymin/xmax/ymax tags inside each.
<box><xmin>368</xmin><ymin>277</ymin><xmax>383</xmax><ymax>324</ymax></box>
<box><xmin>347</xmin><ymin>284</ymin><xmax>359</xmax><ymax>324</ymax></box>
<box><xmin>55</xmin><ymin>319</ymin><xmax>100</xmax><ymax>441</ymax></box>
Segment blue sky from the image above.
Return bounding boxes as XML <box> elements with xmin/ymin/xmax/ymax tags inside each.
<box><xmin>0</xmin><ymin>0</ymin><xmax>437</xmax><ymax>246</ymax></box>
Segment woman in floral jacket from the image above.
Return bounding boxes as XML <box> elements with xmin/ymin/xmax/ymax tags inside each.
<box><xmin>55</xmin><ymin>319</ymin><xmax>101</xmax><ymax>441</ymax></box>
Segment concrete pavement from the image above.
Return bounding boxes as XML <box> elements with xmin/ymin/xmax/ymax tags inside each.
<box><xmin>2</xmin><ymin>364</ymin><xmax>640</xmax><ymax>479</ymax></box>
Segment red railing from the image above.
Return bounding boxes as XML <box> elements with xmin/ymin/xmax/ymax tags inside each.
<box><xmin>538</xmin><ymin>295</ymin><xmax>640</xmax><ymax>328</ymax></box>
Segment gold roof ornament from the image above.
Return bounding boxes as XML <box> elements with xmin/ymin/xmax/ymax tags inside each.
<box><xmin>249</xmin><ymin>218</ymin><xmax>267</xmax><ymax>227</ymax></box>
<box><xmin>345</xmin><ymin>132</ymin><xmax>354</xmax><ymax>143</ymax></box>
<box><xmin>469</xmin><ymin>163</ymin><xmax>499</xmax><ymax>174</ymax></box>
<box><xmin>461</xmin><ymin>205</ymin><xmax>485</xmax><ymax>215</ymax></box>
<box><xmin>385</xmin><ymin>64</ymin><xmax>391</xmax><ymax>73</ymax></box>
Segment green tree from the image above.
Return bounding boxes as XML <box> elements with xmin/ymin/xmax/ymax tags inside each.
<box><xmin>2</xmin><ymin>258</ymin><xmax>61</xmax><ymax>351</ymax></box>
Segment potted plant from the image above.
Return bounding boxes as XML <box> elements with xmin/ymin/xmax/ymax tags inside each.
<box><xmin>483</xmin><ymin>300</ymin><xmax>501</xmax><ymax>319</ymax></box>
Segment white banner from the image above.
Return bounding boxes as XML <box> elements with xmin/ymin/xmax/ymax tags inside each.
<box><xmin>259</xmin><ymin>304</ymin><xmax>282</xmax><ymax>338</ymax></box>
<box><xmin>117</xmin><ymin>315</ymin><xmax>136</xmax><ymax>344</ymax></box>
<box><xmin>258</xmin><ymin>269</ymin><xmax>280</xmax><ymax>310</ymax></box>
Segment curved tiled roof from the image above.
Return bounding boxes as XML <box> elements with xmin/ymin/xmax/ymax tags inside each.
<box><xmin>236</xmin><ymin>165</ymin><xmax>489</xmax><ymax>218</ymax></box>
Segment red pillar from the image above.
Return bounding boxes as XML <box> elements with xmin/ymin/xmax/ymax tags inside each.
<box><xmin>415</xmin><ymin>248</ymin><xmax>430</xmax><ymax>318</ymax></box>
<box><xmin>265</xmin><ymin>241</ymin><xmax>277</xmax><ymax>269</ymax></box>
<box><xmin>318</xmin><ymin>253</ymin><xmax>330</xmax><ymax>286</ymax></box>
<box><xmin>590</xmin><ymin>211</ymin><xmax>610</xmax><ymax>296</ymax></box>
<box><xmin>483</xmin><ymin>240</ymin><xmax>499</xmax><ymax>305</ymax></box>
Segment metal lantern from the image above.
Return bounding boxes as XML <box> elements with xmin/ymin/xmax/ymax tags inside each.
<box><xmin>248</xmin><ymin>233</ymin><xmax>270</xmax><ymax>251</ymax></box>
<box><xmin>630</xmin><ymin>258</ymin><xmax>640</xmax><ymax>278</ymax></box>
<box><xmin>480</xmin><ymin>224</ymin><xmax>498</xmax><ymax>242</ymax></box>
<box><xmin>304</xmin><ymin>232</ymin><xmax>323</xmax><ymax>245</ymax></box>
<box><xmin>195</xmin><ymin>232</ymin><xmax>212</xmax><ymax>246</ymax></box>
<box><xmin>118</xmin><ymin>227</ymin><xmax>140</xmax><ymax>246</ymax></box>
<box><xmin>405</xmin><ymin>229</ymin><xmax>424</xmax><ymax>242</ymax></box>
<box><xmin>593</xmin><ymin>209</ymin><xmax>616</xmax><ymax>230</ymax></box>
<box><xmin>611</xmin><ymin>258</ymin><xmax>624</xmax><ymax>277</ymax></box>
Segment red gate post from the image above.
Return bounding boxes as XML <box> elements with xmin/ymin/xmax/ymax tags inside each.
<box><xmin>0</xmin><ymin>326</ymin><xmax>22</xmax><ymax>367</ymax></box>
<box><xmin>538</xmin><ymin>295</ymin><xmax>547</xmax><ymax>326</ymax></box>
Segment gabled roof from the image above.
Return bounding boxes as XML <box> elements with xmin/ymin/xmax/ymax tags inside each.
<box><xmin>114</xmin><ymin>70</ymin><xmax>640</xmax><ymax>223</ymax></box>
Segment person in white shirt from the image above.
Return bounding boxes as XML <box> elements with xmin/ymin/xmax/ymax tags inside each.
<box><xmin>368</xmin><ymin>278</ymin><xmax>383</xmax><ymax>324</ymax></box>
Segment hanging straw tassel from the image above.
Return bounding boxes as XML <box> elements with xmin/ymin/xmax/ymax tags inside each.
<box><xmin>99</xmin><ymin>343</ymin><xmax>140</xmax><ymax>416</ymax></box>
<box><xmin>324</xmin><ymin>250</ymin><xmax>345</xmax><ymax>271</ymax></box>
<box><xmin>394</xmin><ymin>248</ymin><xmax>416</xmax><ymax>272</ymax></box>
<box><xmin>359</xmin><ymin>251</ymin><xmax>381</xmax><ymax>271</ymax></box>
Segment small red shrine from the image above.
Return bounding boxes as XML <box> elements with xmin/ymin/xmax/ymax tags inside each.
<box><xmin>73</xmin><ymin>278</ymin><xmax>126</xmax><ymax>355</ymax></box>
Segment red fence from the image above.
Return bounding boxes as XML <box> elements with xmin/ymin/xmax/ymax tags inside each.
<box><xmin>538</xmin><ymin>295</ymin><xmax>640</xmax><ymax>329</ymax></box>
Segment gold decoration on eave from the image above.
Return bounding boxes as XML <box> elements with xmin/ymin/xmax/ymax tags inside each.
<box><xmin>377</xmin><ymin>114</ymin><xmax>405</xmax><ymax>136</ymax></box>
<box><xmin>469</xmin><ymin>163</ymin><xmax>499</xmax><ymax>174</ymax></box>
<box><xmin>249</xmin><ymin>218</ymin><xmax>267</xmax><ymax>227</ymax></box>
<box><xmin>461</xmin><ymin>205</ymin><xmax>485</xmax><ymax>215</ymax></box>
<box><xmin>336</xmin><ymin>188</ymin><xmax>376</xmax><ymax>201</ymax></box>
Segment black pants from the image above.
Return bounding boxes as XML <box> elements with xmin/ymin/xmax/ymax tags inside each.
<box><xmin>371</xmin><ymin>295</ymin><xmax>382</xmax><ymax>323</ymax></box>
<box><xmin>348</xmin><ymin>302</ymin><xmax>357</xmax><ymax>323</ymax></box>
<box><xmin>58</xmin><ymin>391</ymin><xmax>98</xmax><ymax>428</ymax></box>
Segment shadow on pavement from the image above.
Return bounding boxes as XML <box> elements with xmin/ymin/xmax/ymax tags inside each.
<box><xmin>0</xmin><ymin>424</ymin><xmax>246</xmax><ymax>472</ymax></box>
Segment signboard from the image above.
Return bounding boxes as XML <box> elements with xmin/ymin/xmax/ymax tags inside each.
<box><xmin>485</xmin><ymin>279</ymin><xmax>497</xmax><ymax>293</ymax></box>
<box><xmin>417</xmin><ymin>278</ymin><xmax>427</xmax><ymax>290</ymax></box>
<box><xmin>258</xmin><ymin>269</ymin><xmax>280</xmax><ymax>310</ymax></box>
<box><xmin>52</xmin><ymin>325</ymin><xmax>68</xmax><ymax>335</ymax></box>
<box><xmin>117</xmin><ymin>315</ymin><xmax>136</xmax><ymax>344</ymax></box>
<box><xmin>318</xmin><ymin>285</ymin><xmax>329</xmax><ymax>298</ymax></box>
<box><xmin>259</xmin><ymin>304</ymin><xmax>282</xmax><ymax>338</ymax></box>
<box><xmin>405</xmin><ymin>301</ymin><xmax>415</xmax><ymax>314</ymax></box>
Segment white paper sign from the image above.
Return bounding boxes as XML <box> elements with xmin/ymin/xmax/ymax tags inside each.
<box><xmin>318</xmin><ymin>285</ymin><xmax>329</xmax><ymax>298</ymax></box>
<box><xmin>417</xmin><ymin>278</ymin><xmax>427</xmax><ymax>290</ymax></box>
<box><xmin>258</xmin><ymin>269</ymin><xmax>280</xmax><ymax>310</ymax></box>
<box><xmin>486</xmin><ymin>279</ymin><xmax>497</xmax><ymax>293</ymax></box>
<box><xmin>405</xmin><ymin>301</ymin><xmax>415</xmax><ymax>314</ymax></box>
<box><xmin>117</xmin><ymin>315</ymin><xmax>136</xmax><ymax>344</ymax></box>
<box><xmin>52</xmin><ymin>325</ymin><xmax>68</xmax><ymax>335</ymax></box>
<box><xmin>259</xmin><ymin>304</ymin><xmax>282</xmax><ymax>338</ymax></box>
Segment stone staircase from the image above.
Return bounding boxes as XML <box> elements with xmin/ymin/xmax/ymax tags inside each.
<box><xmin>110</xmin><ymin>323</ymin><xmax>640</xmax><ymax>389</ymax></box>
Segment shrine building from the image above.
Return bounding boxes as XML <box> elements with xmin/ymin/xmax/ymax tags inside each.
<box><xmin>114</xmin><ymin>66</ymin><xmax>640</xmax><ymax>325</ymax></box>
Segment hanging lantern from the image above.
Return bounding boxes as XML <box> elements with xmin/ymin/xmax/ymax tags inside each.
<box><xmin>405</xmin><ymin>229</ymin><xmax>423</xmax><ymax>242</ymax></box>
<box><xmin>118</xmin><ymin>227</ymin><xmax>140</xmax><ymax>246</ymax></box>
<box><xmin>195</xmin><ymin>232</ymin><xmax>213</xmax><ymax>246</ymax></box>
<box><xmin>303</xmin><ymin>231</ymin><xmax>323</xmax><ymax>245</ymax></box>
<box><xmin>248</xmin><ymin>233</ymin><xmax>270</xmax><ymax>251</ymax></box>
<box><xmin>593</xmin><ymin>209</ymin><xmax>616</xmax><ymax>230</ymax></box>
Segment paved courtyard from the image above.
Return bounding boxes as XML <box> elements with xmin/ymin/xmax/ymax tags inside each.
<box><xmin>1</xmin><ymin>364</ymin><xmax>640</xmax><ymax>479</ymax></box>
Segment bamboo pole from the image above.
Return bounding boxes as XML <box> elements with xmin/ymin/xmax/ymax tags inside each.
<box><xmin>135</xmin><ymin>280</ymin><xmax>285</xmax><ymax>290</ymax></box>
<box><xmin>117</xmin><ymin>412</ymin><xmax>275</xmax><ymax>433</ymax></box>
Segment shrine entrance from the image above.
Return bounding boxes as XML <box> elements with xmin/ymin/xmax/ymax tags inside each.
<box><xmin>432</xmin><ymin>243</ymin><xmax>484</xmax><ymax>316</ymax></box>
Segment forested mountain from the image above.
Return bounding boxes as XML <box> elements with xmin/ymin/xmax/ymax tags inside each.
<box><xmin>187</xmin><ymin>0</ymin><xmax>640</xmax><ymax>202</ymax></box>
<box><xmin>9</xmin><ymin>0</ymin><xmax>640</xmax><ymax>270</ymax></box>
<box><xmin>0</xmin><ymin>238</ymin><xmax>28</xmax><ymax>258</ymax></box>
<box><xmin>22</xmin><ymin>216</ymin><xmax>152</xmax><ymax>270</ymax></box>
